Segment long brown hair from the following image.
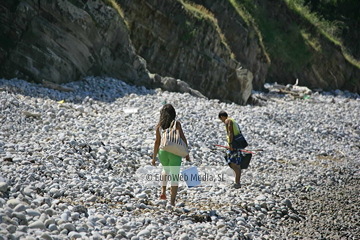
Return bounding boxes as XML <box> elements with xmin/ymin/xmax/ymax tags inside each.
<box><xmin>158</xmin><ymin>104</ymin><xmax>176</xmax><ymax>129</ymax></box>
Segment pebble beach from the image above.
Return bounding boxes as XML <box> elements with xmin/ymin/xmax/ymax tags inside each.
<box><xmin>0</xmin><ymin>76</ymin><xmax>359</xmax><ymax>240</ymax></box>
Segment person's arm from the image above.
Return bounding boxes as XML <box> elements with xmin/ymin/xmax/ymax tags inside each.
<box><xmin>226</xmin><ymin>119</ymin><xmax>234</xmax><ymax>150</ymax></box>
<box><xmin>176</xmin><ymin>121</ymin><xmax>190</xmax><ymax>161</ymax></box>
<box><xmin>152</xmin><ymin>125</ymin><xmax>161</xmax><ymax>166</ymax></box>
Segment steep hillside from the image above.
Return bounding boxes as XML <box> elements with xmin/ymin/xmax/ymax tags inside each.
<box><xmin>118</xmin><ymin>0</ymin><xmax>269</xmax><ymax>92</ymax></box>
<box><xmin>252</xmin><ymin>0</ymin><xmax>360</xmax><ymax>93</ymax></box>
<box><xmin>0</xmin><ymin>0</ymin><xmax>151</xmax><ymax>86</ymax></box>
<box><xmin>118</xmin><ymin>0</ymin><xmax>262</xmax><ymax>104</ymax></box>
<box><xmin>303</xmin><ymin>0</ymin><xmax>360</xmax><ymax>60</ymax></box>
<box><xmin>0</xmin><ymin>0</ymin><xmax>359</xmax><ymax>105</ymax></box>
<box><xmin>0</xmin><ymin>0</ymin><xmax>256</xmax><ymax>105</ymax></box>
<box><xmin>120</xmin><ymin>0</ymin><xmax>360</xmax><ymax>93</ymax></box>
<box><xmin>179</xmin><ymin>0</ymin><xmax>271</xmax><ymax>91</ymax></box>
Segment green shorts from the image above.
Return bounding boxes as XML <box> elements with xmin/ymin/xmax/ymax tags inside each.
<box><xmin>158</xmin><ymin>149</ymin><xmax>182</xmax><ymax>184</ymax></box>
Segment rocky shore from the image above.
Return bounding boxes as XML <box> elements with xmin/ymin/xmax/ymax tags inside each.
<box><xmin>0</xmin><ymin>77</ymin><xmax>359</xmax><ymax>240</ymax></box>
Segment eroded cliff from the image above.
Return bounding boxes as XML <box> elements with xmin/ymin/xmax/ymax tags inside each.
<box><xmin>0</xmin><ymin>0</ymin><xmax>256</xmax><ymax>104</ymax></box>
<box><xmin>119</xmin><ymin>0</ymin><xmax>256</xmax><ymax>104</ymax></box>
<box><xmin>0</xmin><ymin>0</ymin><xmax>358</xmax><ymax>106</ymax></box>
<box><xmin>0</xmin><ymin>0</ymin><xmax>150</xmax><ymax>86</ymax></box>
<box><xmin>261</xmin><ymin>0</ymin><xmax>360</xmax><ymax>93</ymax></box>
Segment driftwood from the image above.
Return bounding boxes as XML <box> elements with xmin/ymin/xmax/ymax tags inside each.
<box><xmin>42</xmin><ymin>80</ymin><xmax>75</xmax><ymax>92</ymax></box>
<box><xmin>264</xmin><ymin>79</ymin><xmax>312</xmax><ymax>99</ymax></box>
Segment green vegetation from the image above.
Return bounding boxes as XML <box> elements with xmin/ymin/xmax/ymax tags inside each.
<box><xmin>177</xmin><ymin>0</ymin><xmax>359</xmax><ymax>74</ymax></box>
<box><xmin>232</xmin><ymin>0</ymin><xmax>314</xmax><ymax>71</ymax></box>
<box><xmin>104</xmin><ymin>0</ymin><xmax>125</xmax><ymax>19</ymax></box>
<box><xmin>285</xmin><ymin>0</ymin><xmax>342</xmax><ymax>44</ymax></box>
<box><xmin>180</xmin><ymin>0</ymin><xmax>217</xmax><ymax>22</ymax></box>
<box><xmin>284</xmin><ymin>0</ymin><xmax>360</xmax><ymax>68</ymax></box>
<box><xmin>179</xmin><ymin>20</ymin><xmax>197</xmax><ymax>42</ymax></box>
<box><xmin>180</xmin><ymin>0</ymin><xmax>235</xmax><ymax>59</ymax></box>
<box><xmin>229</xmin><ymin>0</ymin><xmax>360</xmax><ymax>72</ymax></box>
<box><xmin>229</xmin><ymin>0</ymin><xmax>271</xmax><ymax>63</ymax></box>
<box><xmin>103</xmin><ymin>0</ymin><xmax>129</xmax><ymax>29</ymax></box>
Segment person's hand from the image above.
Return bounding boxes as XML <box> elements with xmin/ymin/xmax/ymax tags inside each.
<box><xmin>229</xmin><ymin>144</ymin><xmax>234</xmax><ymax>151</ymax></box>
<box><xmin>151</xmin><ymin>158</ymin><xmax>156</xmax><ymax>166</ymax></box>
<box><xmin>185</xmin><ymin>155</ymin><xmax>190</xmax><ymax>161</ymax></box>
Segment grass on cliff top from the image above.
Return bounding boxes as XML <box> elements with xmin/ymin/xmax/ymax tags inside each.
<box><xmin>104</xmin><ymin>0</ymin><xmax>124</xmax><ymax>19</ymax></box>
<box><xmin>232</xmin><ymin>0</ymin><xmax>314</xmax><ymax>71</ymax></box>
<box><xmin>180</xmin><ymin>0</ymin><xmax>235</xmax><ymax>59</ymax></box>
<box><xmin>104</xmin><ymin>0</ymin><xmax>130</xmax><ymax>29</ymax></box>
<box><xmin>285</xmin><ymin>0</ymin><xmax>360</xmax><ymax>69</ymax></box>
<box><xmin>229</xmin><ymin>0</ymin><xmax>271</xmax><ymax>64</ymax></box>
<box><xmin>231</xmin><ymin>0</ymin><xmax>360</xmax><ymax>71</ymax></box>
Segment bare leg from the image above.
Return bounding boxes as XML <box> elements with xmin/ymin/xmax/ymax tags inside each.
<box><xmin>161</xmin><ymin>171</ymin><xmax>169</xmax><ymax>194</ymax></box>
<box><xmin>230</xmin><ymin>163</ymin><xmax>241</xmax><ymax>184</ymax></box>
<box><xmin>170</xmin><ymin>185</ymin><xmax>178</xmax><ymax>206</ymax></box>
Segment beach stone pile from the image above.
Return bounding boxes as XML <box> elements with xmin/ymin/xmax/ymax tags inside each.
<box><xmin>0</xmin><ymin>77</ymin><xmax>359</xmax><ymax>240</ymax></box>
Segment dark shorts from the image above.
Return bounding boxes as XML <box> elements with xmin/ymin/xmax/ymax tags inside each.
<box><xmin>225</xmin><ymin>149</ymin><xmax>242</xmax><ymax>166</ymax></box>
<box><xmin>225</xmin><ymin>150</ymin><xmax>252</xmax><ymax>169</ymax></box>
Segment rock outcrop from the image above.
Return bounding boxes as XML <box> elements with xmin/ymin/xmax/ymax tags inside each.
<box><xmin>0</xmin><ymin>0</ymin><xmax>254</xmax><ymax>105</ymax></box>
<box><xmin>189</xmin><ymin>0</ymin><xmax>270</xmax><ymax>91</ymax></box>
<box><xmin>0</xmin><ymin>0</ymin><xmax>150</xmax><ymax>86</ymax></box>
<box><xmin>118</xmin><ymin>0</ymin><xmax>254</xmax><ymax>104</ymax></box>
<box><xmin>1</xmin><ymin>0</ymin><xmax>358</xmax><ymax>105</ymax></box>
<box><xmin>259</xmin><ymin>0</ymin><xmax>360</xmax><ymax>93</ymax></box>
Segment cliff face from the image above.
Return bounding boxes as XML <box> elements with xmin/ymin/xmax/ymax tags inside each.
<box><xmin>263</xmin><ymin>0</ymin><xmax>360</xmax><ymax>93</ymax></box>
<box><xmin>297</xmin><ymin>41</ymin><xmax>360</xmax><ymax>93</ymax></box>
<box><xmin>0</xmin><ymin>0</ymin><xmax>150</xmax><ymax>86</ymax></box>
<box><xmin>189</xmin><ymin>0</ymin><xmax>270</xmax><ymax>91</ymax></box>
<box><xmin>119</xmin><ymin>0</ymin><xmax>255</xmax><ymax>104</ymax></box>
<box><xmin>191</xmin><ymin>0</ymin><xmax>360</xmax><ymax>93</ymax></box>
<box><xmin>0</xmin><ymin>0</ymin><xmax>358</xmax><ymax>105</ymax></box>
<box><xmin>0</xmin><ymin>0</ymin><xmax>255</xmax><ymax>104</ymax></box>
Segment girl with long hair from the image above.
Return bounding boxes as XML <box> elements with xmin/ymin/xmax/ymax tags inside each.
<box><xmin>152</xmin><ymin>104</ymin><xmax>190</xmax><ymax>206</ymax></box>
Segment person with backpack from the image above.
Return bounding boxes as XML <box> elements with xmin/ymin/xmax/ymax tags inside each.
<box><xmin>152</xmin><ymin>104</ymin><xmax>190</xmax><ymax>206</ymax></box>
<box><xmin>218</xmin><ymin>111</ymin><xmax>248</xmax><ymax>189</ymax></box>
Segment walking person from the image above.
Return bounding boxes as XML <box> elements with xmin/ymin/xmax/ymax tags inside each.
<box><xmin>218</xmin><ymin>111</ymin><xmax>248</xmax><ymax>189</ymax></box>
<box><xmin>152</xmin><ymin>104</ymin><xmax>190</xmax><ymax>206</ymax></box>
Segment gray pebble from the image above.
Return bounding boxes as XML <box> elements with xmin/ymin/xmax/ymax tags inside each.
<box><xmin>28</xmin><ymin>221</ymin><xmax>46</xmax><ymax>230</ymax></box>
<box><xmin>0</xmin><ymin>77</ymin><xmax>358</xmax><ymax>240</ymax></box>
<box><xmin>0</xmin><ymin>182</ymin><xmax>8</xmax><ymax>192</ymax></box>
